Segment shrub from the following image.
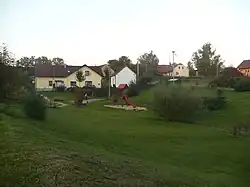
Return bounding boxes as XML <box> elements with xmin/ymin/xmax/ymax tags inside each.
<box><xmin>209</xmin><ymin>77</ymin><xmax>236</xmax><ymax>88</ymax></box>
<box><xmin>23</xmin><ymin>93</ymin><xmax>46</xmax><ymax>120</ymax></box>
<box><xmin>202</xmin><ymin>89</ymin><xmax>226</xmax><ymax>111</ymax></box>
<box><xmin>234</xmin><ymin>77</ymin><xmax>250</xmax><ymax>92</ymax></box>
<box><xmin>55</xmin><ymin>86</ymin><xmax>65</xmax><ymax>92</ymax></box>
<box><xmin>153</xmin><ymin>84</ymin><xmax>201</xmax><ymax>122</ymax></box>
<box><xmin>126</xmin><ymin>82</ymin><xmax>139</xmax><ymax>97</ymax></box>
<box><xmin>93</xmin><ymin>87</ymin><xmax>109</xmax><ymax>97</ymax></box>
<box><xmin>73</xmin><ymin>87</ymin><xmax>85</xmax><ymax>105</ymax></box>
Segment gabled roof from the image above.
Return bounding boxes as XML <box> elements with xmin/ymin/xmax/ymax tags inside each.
<box><xmin>118</xmin><ymin>84</ymin><xmax>128</xmax><ymax>89</ymax></box>
<box><xmin>111</xmin><ymin>66</ymin><xmax>135</xmax><ymax>76</ymax></box>
<box><xmin>157</xmin><ymin>65</ymin><xmax>173</xmax><ymax>74</ymax></box>
<box><xmin>34</xmin><ymin>64</ymin><xmax>105</xmax><ymax>77</ymax></box>
<box><xmin>237</xmin><ymin>60</ymin><xmax>250</xmax><ymax>69</ymax></box>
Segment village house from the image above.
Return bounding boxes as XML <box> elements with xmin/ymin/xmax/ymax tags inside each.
<box><xmin>157</xmin><ymin>63</ymin><xmax>189</xmax><ymax>77</ymax></box>
<box><xmin>33</xmin><ymin>64</ymin><xmax>112</xmax><ymax>90</ymax></box>
<box><xmin>237</xmin><ymin>60</ymin><xmax>250</xmax><ymax>76</ymax></box>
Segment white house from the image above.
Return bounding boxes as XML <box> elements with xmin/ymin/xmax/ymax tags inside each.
<box><xmin>111</xmin><ymin>66</ymin><xmax>136</xmax><ymax>87</ymax></box>
<box><xmin>172</xmin><ymin>63</ymin><xmax>189</xmax><ymax>77</ymax></box>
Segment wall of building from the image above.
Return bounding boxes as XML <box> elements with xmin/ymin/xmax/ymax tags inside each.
<box><xmin>66</xmin><ymin>66</ymin><xmax>102</xmax><ymax>88</ymax></box>
<box><xmin>35</xmin><ymin>66</ymin><xmax>103</xmax><ymax>89</ymax></box>
<box><xmin>111</xmin><ymin>67</ymin><xmax>136</xmax><ymax>87</ymax></box>
<box><xmin>172</xmin><ymin>64</ymin><xmax>189</xmax><ymax>77</ymax></box>
<box><xmin>239</xmin><ymin>68</ymin><xmax>250</xmax><ymax>76</ymax></box>
<box><xmin>35</xmin><ymin>77</ymin><xmax>66</xmax><ymax>91</ymax></box>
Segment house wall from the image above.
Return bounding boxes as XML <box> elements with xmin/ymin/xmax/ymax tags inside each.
<box><xmin>172</xmin><ymin>64</ymin><xmax>189</xmax><ymax>77</ymax></box>
<box><xmin>239</xmin><ymin>68</ymin><xmax>250</xmax><ymax>76</ymax></box>
<box><xmin>35</xmin><ymin>66</ymin><xmax>103</xmax><ymax>90</ymax></box>
<box><xmin>111</xmin><ymin>67</ymin><xmax>136</xmax><ymax>87</ymax></box>
<box><xmin>66</xmin><ymin>66</ymin><xmax>102</xmax><ymax>88</ymax></box>
<box><xmin>35</xmin><ymin>77</ymin><xmax>66</xmax><ymax>91</ymax></box>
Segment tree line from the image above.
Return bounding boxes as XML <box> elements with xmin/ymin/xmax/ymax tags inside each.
<box><xmin>1</xmin><ymin>42</ymin><xmax>226</xmax><ymax>77</ymax></box>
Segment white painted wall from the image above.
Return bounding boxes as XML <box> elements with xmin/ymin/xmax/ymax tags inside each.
<box><xmin>172</xmin><ymin>64</ymin><xmax>189</xmax><ymax>77</ymax></box>
<box><xmin>111</xmin><ymin>67</ymin><xmax>136</xmax><ymax>87</ymax></box>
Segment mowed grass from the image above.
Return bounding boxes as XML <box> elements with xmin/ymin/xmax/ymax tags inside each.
<box><xmin>1</xmin><ymin>88</ymin><xmax>250</xmax><ymax>186</ymax></box>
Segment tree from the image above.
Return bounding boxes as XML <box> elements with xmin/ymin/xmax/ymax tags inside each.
<box><xmin>187</xmin><ymin>61</ymin><xmax>196</xmax><ymax>76</ymax></box>
<box><xmin>137</xmin><ymin>50</ymin><xmax>159</xmax><ymax>76</ymax></box>
<box><xmin>101</xmin><ymin>66</ymin><xmax>112</xmax><ymax>88</ymax></box>
<box><xmin>107</xmin><ymin>56</ymin><xmax>132</xmax><ymax>71</ymax></box>
<box><xmin>118</xmin><ymin>56</ymin><xmax>131</xmax><ymax>66</ymax></box>
<box><xmin>189</xmin><ymin>43</ymin><xmax>224</xmax><ymax>77</ymax></box>
<box><xmin>107</xmin><ymin>59</ymin><xmax>119</xmax><ymax>69</ymax></box>
<box><xmin>16</xmin><ymin>56</ymin><xmax>35</xmax><ymax>68</ymax></box>
<box><xmin>35</xmin><ymin>56</ymin><xmax>52</xmax><ymax>65</ymax></box>
<box><xmin>75</xmin><ymin>70</ymin><xmax>85</xmax><ymax>87</ymax></box>
<box><xmin>0</xmin><ymin>44</ymin><xmax>15</xmax><ymax>66</ymax></box>
<box><xmin>0</xmin><ymin>46</ymin><xmax>30</xmax><ymax>101</ymax></box>
<box><xmin>52</xmin><ymin>57</ymin><xmax>64</xmax><ymax>65</ymax></box>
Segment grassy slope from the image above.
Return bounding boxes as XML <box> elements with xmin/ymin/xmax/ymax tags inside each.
<box><xmin>1</xmin><ymin>88</ymin><xmax>250</xmax><ymax>186</ymax></box>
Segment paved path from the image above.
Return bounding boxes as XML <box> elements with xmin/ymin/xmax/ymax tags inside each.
<box><xmin>82</xmin><ymin>98</ymin><xmax>104</xmax><ymax>104</ymax></box>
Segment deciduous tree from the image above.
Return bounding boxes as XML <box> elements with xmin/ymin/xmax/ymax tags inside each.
<box><xmin>75</xmin><ymin>70</ymin><xmax>85</xmax><ymax>87</ymax></box>
<box><xmin>189</xmin><ymin>43</ymin><xmax>224</xmax><ymax>77</ymax></box>
<box><xmin>137</xmin><ymin>50</ymin><xmax>159</xmax><ymax>76</ymax></box>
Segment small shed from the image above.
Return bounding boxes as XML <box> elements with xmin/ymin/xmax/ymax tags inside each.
<box><xmin>118</xmin><ymin>84</ymin><xmax>128</xmax><ymax>89</ymax></box>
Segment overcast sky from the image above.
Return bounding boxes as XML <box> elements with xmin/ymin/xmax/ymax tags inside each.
<box><xmin>1</xmin><ymin>0</ymin><xmax>250</xmax><ymax>66</ymax></box>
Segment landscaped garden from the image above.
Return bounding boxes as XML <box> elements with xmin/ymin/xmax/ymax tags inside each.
<box><xmin>1</xmin><ymin>82</ymin><xmax>250</xmax><ymax>186</ymax></box>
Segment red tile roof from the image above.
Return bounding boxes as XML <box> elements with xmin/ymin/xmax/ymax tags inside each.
<box><xmin>118</xmin><ymin>84</ymin><xmax>128</xmax><ymax>89</ymax></box>
<box><xmin>157</xmin><ymin>65</ymin><xmax>173</xmax><ymax>74</ymax></box>
<box><xmin>238</xmin><ymin>60</ymin><xmax>250</xmax><ymax>69</ymax></box>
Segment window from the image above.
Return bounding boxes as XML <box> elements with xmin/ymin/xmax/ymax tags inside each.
<box><xmin>55</xmin><ymin>80</ymin><xmax>64</xmax><ymax>87</ymax></box>
<box><xmin>49</xmin><ymin>81</ymin><xmax>53</xmax><ymax>86</ymax></box>
<box><xmin>176</xmin><ymin>72</ymin><xmax>179</xmax><ymax>75</ymax></box>
<box><xmin>182</xmin><ymin>66</ymin><xmax>184</xmax><ymax>69</ymax></box>
<box><xmin>85</xmin><ymin>81</ymin><xmax>92</xmax><ymax>87</ymax></box>
<box><xmin>85</xmin><ymin>71</ymin><xmax>90</xmax><ymax>76</ymax></box>
<box><xmin>70</xmin><ymin>81</ymin><xmax>77</xmax><ymax>87</ymax></box>
<box><xmin>178</xmin><ymin>66</ymin><xmax>180</xmax><ymax>69</ymax></box>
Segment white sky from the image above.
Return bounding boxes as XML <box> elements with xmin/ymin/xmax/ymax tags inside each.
<box><xmin>1</xmin><ymin>0</ymin><xmax>250</xmax><ymax>66</ymax></box>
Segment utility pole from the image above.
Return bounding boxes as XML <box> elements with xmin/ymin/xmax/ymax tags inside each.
<box><xmin>172</xmin><ymin>51</ymin><xmax>175</xmax><ymax>65</ymax></box>
<box><xmin>108</xmin><ymin>67</ymin><xmax>111</xmax><ymax>99</ymax></box>
<box><xmin>137</xmin><ymin>61</ymin><xmax>140</xmax><ymax>83</ymax></box>
<box><xmin>172</xmin><ymin>51</ymin><xmax>175</xmax><ymax>82</ymax></box>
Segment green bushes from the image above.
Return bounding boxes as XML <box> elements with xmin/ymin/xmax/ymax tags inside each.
<box><xmin>209</xmin><ymin>77</ymin><xmax>236</xmax><ymax>88</ymax></box>
<box><xmin>153</xmin><ymin>84</ymin><xmax>201</xmax><ymax>122</ymax></box>
<box><xmin>126</xmin><ymin>82</ymin><xmax>139</xmax><ymax>97</ymax></box>
<box><xmin>202</xmin><ymin>89</ymin><xmax>226</xmax><ymax>111</ymax></box>
<box><xmin>55</xmin><ymin>86</ymin><xmax>66</xmax><ymax>92</ymax></box>
<box><xmin>23</xmin><ymin>93</ymin><xmax>46</xmax><ymax>120</ymax></box>
<box><xmin>126</xmin><ymin>77</ymin><xmax>153</xmax><ymax>97</ymax></box>
<box><xmin>234</xmin><ymin>77</ymin><xmax>250</xmax><ymax>92</ymax></box>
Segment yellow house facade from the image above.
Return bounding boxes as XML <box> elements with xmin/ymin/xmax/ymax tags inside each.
<box><xmin>35</xmin><ymin>65</ymin><xmax>105</xmax><ymax>90</ymax></box>
<box><xmin>237</xmin><ymin>60</ymin><xmax>250</xmax><ymax>76</ymax></box>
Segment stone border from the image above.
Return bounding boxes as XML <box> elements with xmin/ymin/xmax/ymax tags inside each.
<box><xmin>104</xmin><ymin>105</ymin><xmax>147</xmax><ymax>111</ymax></box>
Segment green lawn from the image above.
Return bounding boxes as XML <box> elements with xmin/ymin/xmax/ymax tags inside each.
<box><xmin>1</xmin><ymin>88</ymin><xmax>250</xmax><ymax>186</ymax></box>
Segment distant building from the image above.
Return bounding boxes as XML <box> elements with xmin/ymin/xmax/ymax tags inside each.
<box><xmin>29</xmin><ymin>64</ymin><xmax>112</xmax><ymax>91</ymax></box>
<box><xmin>111</xmin><ymin>66</ymin><xmax>136</xmax><ymax>87</ymax></box>
<box><xmin>157</xmin><ymin>63</ymin><xmax>189</xmax><ymax>77</ymax></box>
<box><xmin>237</xmin><ymin>60</ymin><xmax>250</xmax><ymax>76</ymax></box>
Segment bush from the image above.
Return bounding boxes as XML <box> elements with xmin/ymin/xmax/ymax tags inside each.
<box><xmin>93</xmin><ymin>87</ymin><xmax>109</xmax><ymax>97</ymax></box>
<box><xmin>153</xmin><ymin>84</ymin><xmax>201</xmax><ymax>122</ymax></box>
<box><xmin>202</xmin><ymin>89</ymin><xmax>226</xmax><ymax>111</ymax></box>
<box><xmin>209</xmin><ymin>77</ymin><xmax>236</xmax><ymax>88</ymax></box>
<box><xmin>55</xmin><ymin>86</ymin><xmax>65</xmax><ymax>92</ymax></box>
<box><xmin>23</xmin><ymin>93</ymin><xmax>46</xmax><ymax>120</ymax></box>
<box><xmin>126</xmin><ymin>82</ymin><xmax>139</xmax><ymax>97</ymax></box>
<box><xmin>234</xmin><ymin>77</ymin><xmax>250</xmax><ymax>92</ymax></box>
